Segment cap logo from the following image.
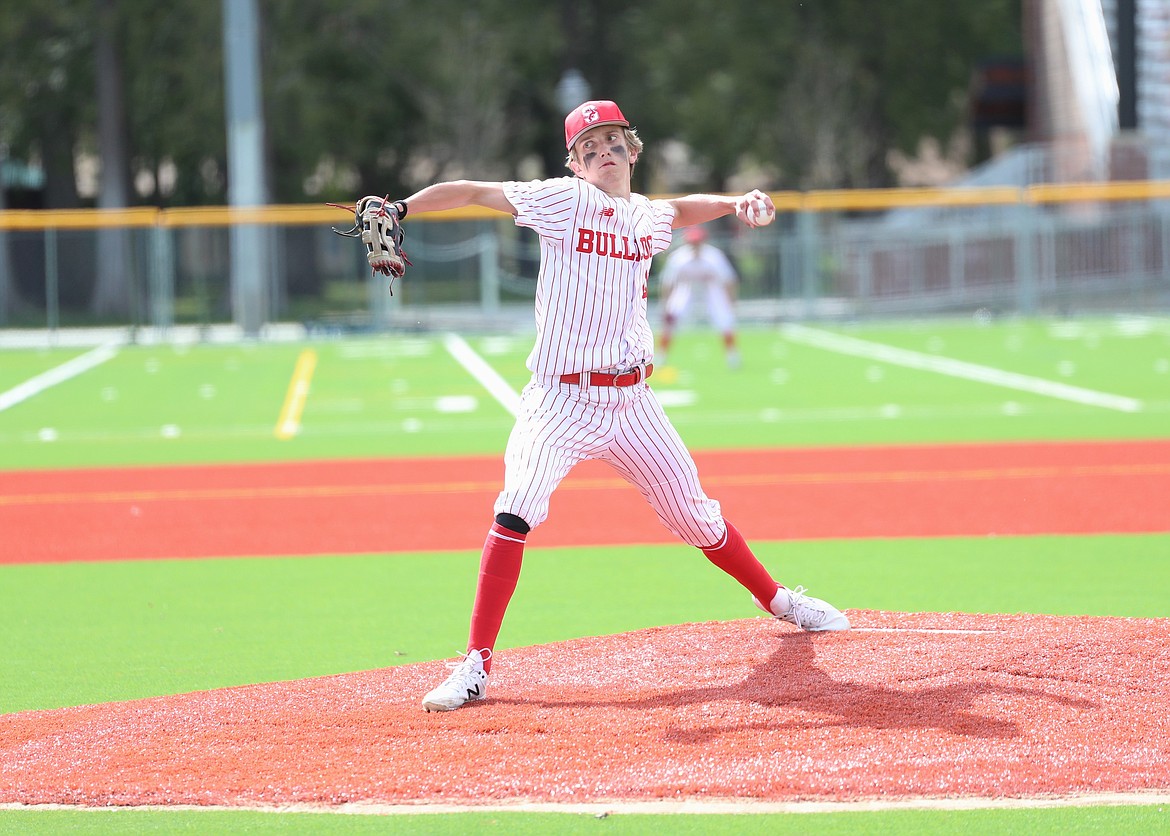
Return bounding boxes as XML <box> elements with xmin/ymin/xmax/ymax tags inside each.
<box><xmin>582</xmin><ymin>105</ymin><xmax>599</xmax><ymax>125</ymax></box>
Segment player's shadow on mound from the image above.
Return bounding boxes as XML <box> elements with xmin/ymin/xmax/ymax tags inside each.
<box><xmin>507</xmin><ymin>633</ymin><xmax>1097</xmax><ymax>743</ymax></box>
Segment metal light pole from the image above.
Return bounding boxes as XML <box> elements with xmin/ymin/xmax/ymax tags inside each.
<box><xmin>223</xmin><ymin>0</ymin><xmax>270</xmax><ymax>336</ymax></box>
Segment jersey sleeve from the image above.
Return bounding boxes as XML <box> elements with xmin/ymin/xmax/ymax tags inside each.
<box><xmin>646</xmin><ymin>198</ymin><xmax>678</xmax><ymax>256</ymax></box>
<box><xmin>503</xmin><ymin>178</ymin><xmax>579</xmax><ymax>240</ymax></box>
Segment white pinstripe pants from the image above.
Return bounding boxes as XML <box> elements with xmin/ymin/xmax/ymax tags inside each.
<box><xmin>494</xmin><ymin>377</ymin><xmax>726</xmax><ymax>547</ymax></box>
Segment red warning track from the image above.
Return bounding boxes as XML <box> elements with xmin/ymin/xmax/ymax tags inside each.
<box><xmin>1</xmin><ymin>438</ymin><xmax>1168</xmax><ymax>563</ymax></box>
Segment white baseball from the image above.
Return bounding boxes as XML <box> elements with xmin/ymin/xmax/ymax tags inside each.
<box><xmin>746</xmin><ymin>197</ymin><xmax>775</xmax><ymax>227</ymax></box>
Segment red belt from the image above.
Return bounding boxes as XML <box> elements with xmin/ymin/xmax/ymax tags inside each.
<box><xmin>559</xmin><ymin>363</ymin><xmax>654</xmax><ymax>388</ymax></box>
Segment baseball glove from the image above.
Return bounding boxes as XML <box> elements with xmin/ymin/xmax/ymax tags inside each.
<box><xmin>330</xmin><ymin>195</ymin><xmax>412</xmax><ymax>292</ymax></box>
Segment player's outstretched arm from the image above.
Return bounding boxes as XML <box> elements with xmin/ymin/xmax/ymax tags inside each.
<box><xmin>400</xmin><ymin>180</ymin><xmax>516</xmax><ymax>216</ymax></box>
<box><xmin>669</xmin><ymin>189</ymin><xmax>775</xmax><ymax>229</ymax></box>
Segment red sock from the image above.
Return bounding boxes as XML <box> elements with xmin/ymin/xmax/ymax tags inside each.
<box><xmin>468</xmin><ymin>522</ymin><xmax>526</xmax><ymax>673</ymax></box>
<box><xmin>701</xmin><ymin>520</ymin><xmax>780</xmax><ymax>606</ymax></box>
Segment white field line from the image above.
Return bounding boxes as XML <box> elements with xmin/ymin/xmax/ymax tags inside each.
<box><xmin>851</xmin><ymin>628</ymin><xmax>998</xmax><ymax>634</ymax></box>
<box><xmin>442</xmin><ymin>333</ymin><xmax>521</xmax><ymax>417</ymax></box>
<box><xmin>7</xmin><ymin>791</ymin><xmax>1170</xmax><ymax>815</ymax></box>
<box><xmin>782</xmin><ymin>324</ymin><xmax>1143</xmax><ymax>413</ymax></box>
<box><xmin>0</xmin><ymin>343</ymin><xmax>121</xmax><ymax>414</ymax></box>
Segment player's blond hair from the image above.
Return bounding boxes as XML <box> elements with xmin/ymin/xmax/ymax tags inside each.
<box><xmin>565</xmin><ymin>127</ymin><xmax>644</xmax><ymax>169</ymax></box>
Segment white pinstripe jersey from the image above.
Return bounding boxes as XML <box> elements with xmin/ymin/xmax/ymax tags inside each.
<box><xmin>661</xmin><ymin>242</ymin><xmax>738</xmax><ymax>292</ymax></box>
<box><xmin>503</xmin><ymin>178</ymin><xmax>676</xmax><ymax>376</ymax></box>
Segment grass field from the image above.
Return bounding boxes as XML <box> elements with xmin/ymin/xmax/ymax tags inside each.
<box><xmin>2</xmin><ymin>315</ymin><xmax>1169</xmax><ymax>833</ymax></box>
<box><xmin>3</xmin><ymin>316</ymin><xmax>1169</xmax><ymax>469</ymax></box>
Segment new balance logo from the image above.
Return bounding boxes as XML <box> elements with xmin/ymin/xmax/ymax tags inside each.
<box><xmin>466</xmin><ymin>684</ymin><xmax>482</xmax><ymax>700</ymax></box>
<box><xmin>600</xmin><ymin>207</ymin><xmax>615</xmax><ymax>217</ymax></box>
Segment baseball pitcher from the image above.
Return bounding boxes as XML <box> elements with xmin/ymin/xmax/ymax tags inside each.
<box><xmin>342</xmin><ymin>100</ymin><xmax>849</xmax><ymax>713</ymax></box>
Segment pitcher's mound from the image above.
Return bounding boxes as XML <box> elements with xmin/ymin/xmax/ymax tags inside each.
<box><xmin>1</xmin><ymin>611</ymin><xmax>1168</xmax><ymax>810</ymax></box>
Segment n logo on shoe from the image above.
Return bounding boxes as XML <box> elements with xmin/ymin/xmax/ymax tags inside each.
<box><xmin>466</xmin><ymin>684</ymin><xmax>482</xmax><ymax>700</ymax></box>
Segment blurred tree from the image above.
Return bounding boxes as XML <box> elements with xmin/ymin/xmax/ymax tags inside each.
<box><xmin>613</xmin><ymin>1</ymin><xmax>805</xmax><ymax>192</ymax></box>
<box><xmin>796</xmin><ymin>0</ymin><xmax>1023</xmax><ymax>187</ymax></box>
<box><xmin>772</xmin><ymin>32</ymin><xmax>878</xmax><ymax>190</ymax></box>
<box><xmin>121</xmin><ymin>2</ymin><xmax>225</xmax><ymax>205</ymax></box>
<box><xmin>0</xmin><ymin>2</ymin><xmax>95</xmax><ymax>319</ymax></box>
<box><xmin>0</xmin><ymin>2</ymin><xmax>92</xmax><ymax>207</ymax></box>
<box><xmin>263</xmin><ymin>0</ymin><xmax>422</xmax><ymax>204</ymax></box>
<box><xmin>264</xmin><ymin>0</ymin><xmax>562</xmax><ymax>203</ymax></box>
<box><xmin>404</xmin><ymin>0</ymin><xmax>561</xmax><ymax>186</ymax></box>
<box><xmin>0</xmin><ymin>155</ymin><xmax>19</xmax><ymax>324</ymax></box>
<box><xmin>0</xmin><ymin>0</ymin><xmax>1023</xmax><ymax>215</ymax></box>
<box><xmin>622</xmin><ymin>0</ymin><xmax>1020</xmax><ymax>190</ymax></box>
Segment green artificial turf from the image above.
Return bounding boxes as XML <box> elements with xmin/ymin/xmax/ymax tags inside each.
<box><xmin>1</xmin><ymin>318</ymin><xmax>1167</xmax><ymax>469</ymax></box>
<box><xmin>3</xmin><ymin>533</ymin><xmax>1166</xmax><ymax>714</ymax></box>
<box><xmin>657</xmin><ymin>317</ymin><xmax>1170</xmax><ymax>448</ymax></box>
<box><xmin>2</xmin><ymin>316</ymin><xmax>1168</xmax><ymax>833</ymax></box>
<box><xmin>0</xmin><ymin>801</ymin><xmax>1165</xmax><ymax>834</ymax></box>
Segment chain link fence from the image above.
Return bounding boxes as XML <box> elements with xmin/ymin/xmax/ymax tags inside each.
<box><xmin>2</xmin><ymin>183</ymin><xmax>1168</xmax><ymax>343</ymax></box>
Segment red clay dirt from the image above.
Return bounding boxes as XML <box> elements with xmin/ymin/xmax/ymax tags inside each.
<box><xmin>2</xmin><ymin>438</ymin><xmax>1169</xmax><ymax>563</ymax></box>
<box><xmin>1</xmin><ymin>439</ymin><xmax>1169</xmax><ymax>811</ymax></box>
<box><xmin>0</xmin><ymin>611</ymin><xmax>1167</xmax><ymax>808</ymax></box>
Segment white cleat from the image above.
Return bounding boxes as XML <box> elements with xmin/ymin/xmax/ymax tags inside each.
<box><xmin>421</xmin><ymin>648</ymin><xmax>490</xmax><ymax>712</ymax></box>
<box><xmin>754</xmin><ymin>585</ymin><xmax>850</xmax><ymax>631</ymax></box>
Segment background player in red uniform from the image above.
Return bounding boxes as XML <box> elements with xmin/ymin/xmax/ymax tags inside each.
<box><xmin>658</xmin><ymin>224</ymin><xmax>742</xmax><ymax>370</ymax></box>
<box><xmin>385</xmin><ymin>100</ymin><xmax>849</xmax><ymax>712</ymax></box>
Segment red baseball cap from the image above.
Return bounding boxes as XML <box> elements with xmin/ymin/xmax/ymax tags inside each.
<box><xmin>564</xmin><ymin>100</ymin><xmax>630</xmax><ymax>150</ymax></box>
<box><xmin>684</xmin><ymin>226</ymin><xmax>708</xmax><ymax>243</ymax></box>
